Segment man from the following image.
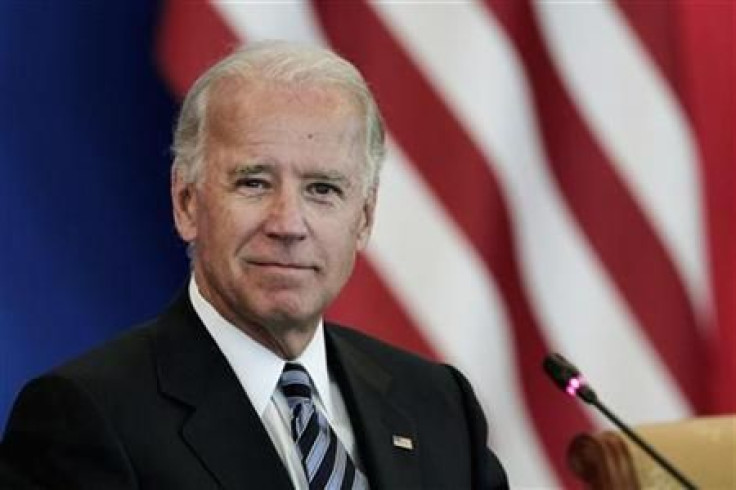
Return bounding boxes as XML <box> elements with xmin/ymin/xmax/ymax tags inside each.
<box><xmin>1</xmin><ymin>41</ymin><xmax>508</xmax><ymax>489</ymax></box>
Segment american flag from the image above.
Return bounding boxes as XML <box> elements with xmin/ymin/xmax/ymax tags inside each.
<box><xmin>158</xmin><ymin>2</ymin><xmax>735</xmax><ymax>487</ymax></box>
<box><xmin>0</xmin><ymin>1</ymin><xmax>733</xmax><ymax>488</ymax></box>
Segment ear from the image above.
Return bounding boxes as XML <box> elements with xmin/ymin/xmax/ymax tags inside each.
<box><xmin>356</xmin><ymin>188</ymin><xmax>377</xmax><ymax>251</ymax></box>
<box><xmin>171</xmin><ymin>167</ymin><xmax>198</xmax><ymax>243</ymax></box>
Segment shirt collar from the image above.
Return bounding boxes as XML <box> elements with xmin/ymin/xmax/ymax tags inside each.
<box><xmin>188</xmin><ymin>277</ymin><xmax>334</xmax><ymax>418</ymax></box>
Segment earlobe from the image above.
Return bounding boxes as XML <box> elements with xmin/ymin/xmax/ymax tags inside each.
<box><xmin>171</xmin><ymin>168</ymin><xmax>198</xmax><ymax>243</ymax></box>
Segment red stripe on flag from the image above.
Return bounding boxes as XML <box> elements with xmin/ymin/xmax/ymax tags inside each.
<box><xmin>327</xmin><ymin>255</ymin><xmax>439</xmax><ymax>361</ymax></box>
<box><xmin>155</xmin><ymin>0</ymin><xmax>239</xmax><ymax>97</ymax></box>
<box><xmin>619</xmin><ymin>0</ymin><xmax>736</xmax><ymax>413</ymax></box>
<box><xmin>675</xmin><ymin>1</ymin><xmax>736</xmax><ymax>412</ymax></box>
<box><xmin>487</xmin><ymin>0</ymin><xmax>707</xmax><ymax>410</ymax></box>
<box><xmin>312</xmin><ymin>1</ymin><xmax>593</xmax><ymax>485</ymax></box>
<box><xmin>615</xmin><ymin>1</ymin><xmax>684</xmax><ymax>99</ymax></box>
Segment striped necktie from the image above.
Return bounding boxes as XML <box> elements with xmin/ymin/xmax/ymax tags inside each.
<box><xmin>278</xmin><ymin>363</ymin><xmax>369</xmax><ymax>490</ymax></box>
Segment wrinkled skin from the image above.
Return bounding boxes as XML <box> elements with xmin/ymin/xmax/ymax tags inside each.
<box><xmin>172</xmin><ymin>77</ymin><xmax>376</xmax><ymax>359</ymax></box>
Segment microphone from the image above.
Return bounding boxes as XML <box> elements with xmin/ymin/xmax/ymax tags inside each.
<box><xmin>543</xmin><ymin>353</ymin><xmax>698</xmax><ymax>490</ymax></box>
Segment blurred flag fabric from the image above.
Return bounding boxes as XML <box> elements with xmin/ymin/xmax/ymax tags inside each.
<box><xmin>1</xmin><ymin>1</ymin><xmax>734</xmax><ymax>488</ymax></box>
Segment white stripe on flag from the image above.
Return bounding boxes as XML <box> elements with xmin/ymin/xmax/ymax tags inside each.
<box><xmin>372</xmin><ymin>0</ymin><xmax>690</xmax><ymax>425</ymax></box>
<box><xmin>369</xmin><ymin>140</ymin><xmax>557</xmax><ymax>489</ymax></box>
<box><xmin>534</xmin><ymin>1</ymin><xmax>710</xmax><ymax>321</ymax></box>
<box><xmin>211</xmin><ymin>0</ymin><xmax>324</xmax><ymax>45</ymax></box>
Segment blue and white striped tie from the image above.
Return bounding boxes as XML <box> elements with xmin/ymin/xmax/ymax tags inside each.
<box><xmin>279</xmin><ymin>363</ymin><xmax>368</xmax><ymax>490</ymax></box>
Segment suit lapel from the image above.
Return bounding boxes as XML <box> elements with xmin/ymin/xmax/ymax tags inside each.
<box><xmin>153</xmin><ymin>292</ymin><xmax>293</xmax><ymax>490</ymax></box>
<box><xmin>326</xmin><ymin>327</ymin><xmax>422</xmax><ymax>490</ymax></box>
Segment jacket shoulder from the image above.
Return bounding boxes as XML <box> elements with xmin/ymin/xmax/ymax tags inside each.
<box><xmin>50</xmin><ymin>318</ymin><xmax>158</xmax><ymax>387</ymax></box>
<box><xmin>47</xmin><ymin>290</ymin><xmax>194</xmax><ymax>390</ymax></box>
<box><xmin>325</xmin><ymin>322</ymin><xmax>461</xmax><ymax>396</ymax></box>
<box><xmin>326</xmin><ymin>322</ymin><xmax>440</xmax><ymax>369</ymax></box>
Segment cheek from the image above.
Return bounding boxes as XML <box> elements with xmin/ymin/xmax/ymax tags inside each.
<box><xmin>197</xmin><ymin>202</ymin><xmax>248</xmax><ymax>256</ymax></box>
<box><xmin>326</xmin><ymin>218</ymin><xmax>364</xmax><ymax>270</ymax></box>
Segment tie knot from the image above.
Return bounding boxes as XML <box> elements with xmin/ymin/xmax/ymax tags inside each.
<box><xmin>278</xmin><ymin>363</ymin><xmax>313</xmax><ymax>402</ymax></box>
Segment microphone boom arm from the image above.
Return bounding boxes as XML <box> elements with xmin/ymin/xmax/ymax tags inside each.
<box><xmin>543</xmin><ymin>353</ymin><xmax>697</xmax><ymax>490</ymax></box>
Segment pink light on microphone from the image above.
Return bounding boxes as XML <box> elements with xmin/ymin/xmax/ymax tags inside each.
<box><xmin>566</xmin><ymin>375</ymin><xmax>585</xmax><ymax>397</ymax></box>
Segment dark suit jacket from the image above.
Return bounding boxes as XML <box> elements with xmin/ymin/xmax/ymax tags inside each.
<box><xmin>1</xmin><ymin>291</ymin><xmax>508</xmax><ymax>489</ymax></box>
<box><xmin>0</xmin><ymin>457</ymin><xmax>42</xmax><ymax>490</ymax></box>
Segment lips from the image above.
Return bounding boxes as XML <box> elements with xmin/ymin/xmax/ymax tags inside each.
<box><xmin>246</xmin><ymin>259</ymin><xmax>319</xmax><ymax>272</ymax></box>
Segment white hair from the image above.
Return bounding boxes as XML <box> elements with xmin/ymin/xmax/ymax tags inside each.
<box><xmin>171</xmin><ymin>40</ymin><xmax>386</xmax><ymax>194</ymax></box>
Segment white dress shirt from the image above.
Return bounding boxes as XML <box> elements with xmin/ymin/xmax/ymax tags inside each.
<box><xmin>189</xmin><ymin>278</ymin><xmax>364</xmax><ymax>489</ymax></box>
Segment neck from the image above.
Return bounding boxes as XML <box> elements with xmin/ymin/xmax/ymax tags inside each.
<box><xmin>252</xmin><ymin>322</ymin><xmax>317</xmax><ymax>360</ymax></box>
<box><xmin>191</xmin><ymin>272</ymin><xmax>319</xmax><ymax>360</ymax></box>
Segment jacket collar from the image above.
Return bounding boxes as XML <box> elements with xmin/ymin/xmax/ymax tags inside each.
<box><xmin>152</xmin><ymin>290</ymin><xmax>422</xmax><ymax>490</ymax></box>
<box><xmin>326</xmin><ymin>326</ymin><xmax>422</xmax><ymax>490</ymax></box>
<box><xmin>153</xmin><ymin>291</ymin><xmax>293</xmax><ymax>490</ymax></box>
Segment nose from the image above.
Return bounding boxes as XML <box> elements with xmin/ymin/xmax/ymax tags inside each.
<box><xmin>263</xmin><ymin>187</ymin><xmax>308</xmax><ymax>242</ymax></box>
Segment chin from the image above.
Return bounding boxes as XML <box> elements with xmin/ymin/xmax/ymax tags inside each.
<box><xmin>255</xmin><ymin>288</ymin><xmax>323</xmax><ymax>316</ymax></box>
<box><xmin>255</xmin><ymin>301</ymin><xmax>319</xmax><ymax>330</ymax></box>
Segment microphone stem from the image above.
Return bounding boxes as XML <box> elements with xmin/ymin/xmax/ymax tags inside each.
<box><xmin>590</xmin><ymin>398</ymin><xmax>698</xmax><ymax>490</ymax></box>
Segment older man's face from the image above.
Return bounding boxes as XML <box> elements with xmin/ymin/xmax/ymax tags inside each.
<box><xmin>172</xmin><ymin>77</ymin><xmax>375</xmax><ymax>347</ymax></box>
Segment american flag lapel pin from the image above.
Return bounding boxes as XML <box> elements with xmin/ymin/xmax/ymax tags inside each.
<box><xmin>392</xmin><ymin>435</ymin><xmax>414</xmax><ymax>450</ymax></box>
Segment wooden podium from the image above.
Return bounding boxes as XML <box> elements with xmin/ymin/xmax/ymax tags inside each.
<box><xmin>568</xmin><ymin>415</ymin><xmax>736</xmax><ymax>489</ymax></box>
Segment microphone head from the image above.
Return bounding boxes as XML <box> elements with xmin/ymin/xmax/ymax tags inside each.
<box><xmin>542</xmin><ymin>353</ymin><xmax>580</xmax><ymax>388</ymax></box>
<box><xmin>542</xmin><ymin>353</ymin><xmax>597</xmax><ymax>404</ymax></box>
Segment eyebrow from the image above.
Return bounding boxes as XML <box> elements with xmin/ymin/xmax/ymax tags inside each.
<box><xmin>230</xmin><ymin>164</ymin><xmax>273</xmax><ymax>178</ymax></box>
<box><xmin>303</xmin><ymin>170</ymin><xmax>353</xmax><ymax>188</ymax></box>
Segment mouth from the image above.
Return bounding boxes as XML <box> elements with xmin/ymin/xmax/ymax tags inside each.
<box><xmin>246</xmin><ymin>260</ymin><xmax>319</xmax><ymax>272</ymax></box>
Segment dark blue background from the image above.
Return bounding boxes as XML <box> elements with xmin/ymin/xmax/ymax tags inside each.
<box><xmin>0</xmin><ymin>1</ymin><xmax>187</xmax><ymax>425</ymax></box>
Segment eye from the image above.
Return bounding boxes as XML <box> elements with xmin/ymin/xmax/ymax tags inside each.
<box><xmin>235</xmin><ymin>178</ymin><xmax>270</xmax><ymax>190</ymax></box>
<box><xmin>307</xmin><ymin>182</ymin><xmax>343</xmax><ymax>197</ymax></box>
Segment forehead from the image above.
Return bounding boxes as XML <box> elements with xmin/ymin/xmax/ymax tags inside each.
<box><xmin>205</xmin><ymin>76</ymin><xmax>363</xmax><ymax>147</ymax></box>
